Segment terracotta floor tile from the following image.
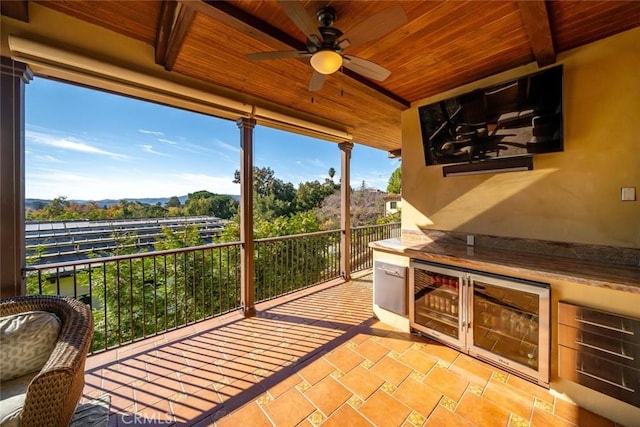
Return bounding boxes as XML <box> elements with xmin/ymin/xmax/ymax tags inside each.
<box><xmin>216</xmin><ymin>357</ymin><xmax>261</xmax><ymax>383</ymax></box>
<box><xmin>374</xmin><ymin>333</ymin><xmax>415</xmax><ymax>353</ymax></box>
<box><xmin>423</xmin><ymin>366</ymin><xmax>468</xmax><ymax>402</ymax></box>
<box><xmin>359</xmin><ymin>390</ymin><xmax>412</xmax><ymax>427</ymax></box>
<box><xmin>298</xmin><ymin>358</ymin><xmax>335</xmax><ymax>386</ymax></box>
<box><xmin>177</xmin><ymin>366</ymin><xmax>224</xmax><ymax>395</ymax></box>
<box><xmin>483</xmin><ymin>378</ymin><xmax>536</xmax><ymax>420</ymax></box>
<box><xmin>216</xmin><ymin>374</ymin><xmax>261</xmax><ymax>401</ymax></box>
<box><xmin>135</xmin><ymin>399</ymin><xmax>174</xmax><ymax>426</ymax></box>
<box><xmin>393</xmin><ymin>377</ymin><xmax>442</xmax><ymax>417</ymax></box>
<box><xmin>323</xmin><ymin>404</ymin><xmax>373</xmax><ymax>427</ymax></box>
<box><xmin>350</xmin><ymin>332</ymin><xmax>374</xmax><ymax>345</ymax></box>
<box><xmin>134</xmin><ymin>375</ymin><xmax>183</xmax><ymax>409</ymax></box>
<box><xmin>252</xmin><ymin>348</ymin><xmax>295</xmax><ymax>370</ymax></box>
<box><xmin>367</xmin><ymin>320</ymin><xmax>397</xmax><ymax>336</ymax></box>
<box><xmin>102</xmin><ymin>365</ymin><xmax>141</xmax><ymax>391</ymax></box>
<box><xmin>354</xmin><ymin>339</ymin><xmax>390</xmax><ymax>363</ymax></box>
<box><xmin>420</xmin><ymin>342</ymin><xmax>460</xmax><ymax>365</ymax></box>
<box><xmin>505</xmin><ymin>374</ymin><xmax>554</xmax><ymax>403</ymax></box>
<box><xmin>455</xmin><ymin>392</ymin><xmax>511</xmax><ymax>427</ymax></box>
<box><xmin>170</xmin><ymin>387</ymin><xmax>222</xmax><ymax>424</ymax></box>
<box><xmin>531</xmin><ymin>407</ymin><xmax>576</xmax><ymax>427</ymax></box>
<box><xmin>263</xmin><ymin>388</ymin><xmax>315</xmax><ymax>427</ymax></box>
<box><xmin>425</xmin><ymin>406</ymin><xmax>476</xmax><ymax>427</ymax></box>
<box><xmin>449</xmin><ymin>354</ymin><xmax>494</xmax><ymax>386</ymax></box>
<box><xmin>215</xmin><ymin>402</ymin><xmax>271</xmax><ymax>427</ymax></box>
<box><xmin>86</xmin><ymin>350</ymin><xmax>118</xmax><ymax>370</ymax></box>
<box><xmin>325</xmin><ymin>346</ymin><xmax>365</xmax><ymax>373</ymax></box>
<box><xmin>109</xmin><ymin>385</ymin><xmax>137</xmax><ymax>414</ymax></box>
<box><xmin>398</xmin><ymin>348</ymin><xmax>437</xmax><ymax>373</ymax></box>
<box><xmin>266</xmin><ymin>373</ymin><xmax>302</xmax><ymax>399</ymax></box>
<box><xmin>554</xmin><ymin>398</ymin><xmax>615</xmax><ymax>427</ymax></box>
<box><xmin>339</xmin><ymin>365</ymin><xmax>385</xmax><ymax>400</ymax></box>
<box><xmin>370</xmin><ymin>356</ymin><xmax>413</xmax><ymax>386</ymax></box>
<box><xmin>305</xmin><ymin>376</ymin><xmax>352</xmax><ymax>416</ymax></box>
<box><xmin>83</xmin><ymin>277</ymin><xmax>617</xmax><ymax>427</ymax></box>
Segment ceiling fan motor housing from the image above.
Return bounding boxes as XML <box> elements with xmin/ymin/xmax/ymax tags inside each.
<box><xmin>316</xmin><ymin>7</ymin><xmax>337</xmax><ymax>27</ymax></box>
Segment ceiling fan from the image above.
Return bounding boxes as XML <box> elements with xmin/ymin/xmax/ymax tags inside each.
<box><xmin>246</xmin><ymin>1</ymin><xmax>408</xmax><ymax>92</ymax></box>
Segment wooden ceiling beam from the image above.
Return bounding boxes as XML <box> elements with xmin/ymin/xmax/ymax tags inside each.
<box><xmin>154</xmin><ymin>0</ymin><xmax>177</xmax><ymax>65</ymax></box>
<box><xmin>155</xmin><ymin>1</ymin><xmax>195</xmax><ymax>71</ymax></box>
<box><xmin>518</xmin><ymin>0</ymin><xmax>556</xmax><ymax>67</ymax></box>
<box><xmin>183</xmin><ymin>0</ymin><xmax>409</xmax><ymax>108</ymax></box>
<box><xmin>1</xmin><ymin>0</ymin><xmax>29</xmax><ymax>22</ymax></box>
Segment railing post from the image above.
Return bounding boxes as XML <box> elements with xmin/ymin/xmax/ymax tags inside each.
<box><xmin>237</xmin><ymin>118</ymin><xmax>256</xmax><ymax>316</ymax></box>
<box><xmin>0</xmin><ymin>58</ymin><xmax>32</xmax><ymax>299</ymax></box>
<box><xmin>339</xmin><ymin>142</ymin><xmax>353</xmax><ymax>281</ymax></box>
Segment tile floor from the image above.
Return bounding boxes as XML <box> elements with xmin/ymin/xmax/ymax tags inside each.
<box><xmin>82</xmin><ymin>274</ymin><xmax>620</xmax><ymax>426</ymax></box>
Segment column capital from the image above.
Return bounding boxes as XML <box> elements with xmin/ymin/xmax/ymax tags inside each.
<box><xmin>338</xmin><ymin>141</ymin><xmax>354</xmax><ymax>152</ymax></box>
<box><xmin>0</xmin><ymin>57</ymin><xmax>33</xmax><ymax>83</ymax></box>
<box><xmin>236</xmin><ymin>117</ymin><xmax>257</xmax><ymax>129</ymax></box>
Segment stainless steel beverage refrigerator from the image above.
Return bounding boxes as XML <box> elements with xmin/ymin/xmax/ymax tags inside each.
<box><xmin>409</xmin><ymin>259</ymin><xmax>550</xmax><ymax>387</ymax></box>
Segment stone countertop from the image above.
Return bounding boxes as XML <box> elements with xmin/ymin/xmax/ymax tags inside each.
<box><xmin>370</xmin><ymin>238</ymin><xmax>640</xmax><ymax>294</ymax></box>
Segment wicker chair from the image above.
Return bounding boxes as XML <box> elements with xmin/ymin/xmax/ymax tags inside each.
<box><xmin>0</xmin><ymin>295</ymin><xmax>94</xmax><ymax>427</ymax></box>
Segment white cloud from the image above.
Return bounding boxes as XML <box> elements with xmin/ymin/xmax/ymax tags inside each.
<box><xmin>158</xmin><ymin>138</ymin><xmax>177</xmax><ymax>145</ymax></box>
<box><xmin>139</xmin><ymin>144</ymin><xmax>168</xmax><ymax>156</ymax></box>
<box><xmin>34</xmin><ymin>154</ymin><xmax>64</xmax><ymax>163</ymax></box>
<box><xmin>307</xmin><ymin>158</ymin><xmax>326</xmax><ymax>169</ymax></box>
<box><xmin>26</xmin><ymin>168</ymin><xmax>239</xmax><ymax>200</ymax></box>
<box><xmin>26</xmin><ymin>130</ymin><xmax>128</xmax><ymax>160</ymax></box>
<box><xmin>138</xmin><ymin>129</ymin><xmax>164</xmax><ymax>136</ymax></box>
<box><xmin>217</xmin><ymin>140</ymin><xmax>240</xmax><ymax>153</ymax></box>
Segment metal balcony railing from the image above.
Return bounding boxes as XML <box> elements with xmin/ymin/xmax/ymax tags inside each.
<box><xmin>24</xmin><ymin>223</ymin><xmax>400</xmax><ymax>352</ymax></box>
<box><xmin>254</xmin><ymin>229</ymin><xmax>342</xmax><ymax>303</ymax></box>
<box><xmin>351</xmin><ymin>222</ymin><xmax>401</xmax><ymax>272</ymax></box>
<box><xmin>24</xmin><ymin>242</ymin><xmax>242</xmax><ymax>353</ymax></box>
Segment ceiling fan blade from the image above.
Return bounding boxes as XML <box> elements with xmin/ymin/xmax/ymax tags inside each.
<box><xmin>343</xmin><ymin>56</ymin><xmax>391</xmax><ymax>81</ymax></box>
<box><xmin>278</xmin><ymin>0</ymin><xmax>320</xmax><ymax>40</ymax></box>
<box><xmin>308</xmin><ymin>71</ymin><xmax>327</xmax><ymax>92</ymax></box>
<box><xmin>246</xmin><ymin>51</ymin><xmax>310</xmax><ymax>60</ymax></box>
<box><xmin>345</xmin><ymin>4</ymin><xmax>408</xmax><ymax>49</ymax></box>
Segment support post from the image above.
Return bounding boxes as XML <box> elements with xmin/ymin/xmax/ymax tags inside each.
<box><xmin>237</xmin><ymin>117</ymin><xmax>256</xmax><ymax>316</ymax></box>
<box><xmin>339</xmin><ymin>142</ymin><xmax>353</xmax><ymax>281</ymax></box>
<box><xmin>0</xmin><ymin>57</ymin><xmax>32</xmax><ymax>299</ymax></box>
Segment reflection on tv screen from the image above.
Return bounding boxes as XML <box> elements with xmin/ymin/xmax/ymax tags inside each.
<box><xmin>418</xmin><ymin>66</ymin><xmax>563</xmax><ymax>166</ymax></box>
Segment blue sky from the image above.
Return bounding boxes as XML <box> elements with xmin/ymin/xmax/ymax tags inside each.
<box><xmin>25</xmin><ymin>77</ymin><xmax>399</xmax><ymax>200</ymax></box>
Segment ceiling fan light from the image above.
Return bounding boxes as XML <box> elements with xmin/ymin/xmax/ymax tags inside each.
<box><xmin>310</xmin><ymin>50</ymin><xmax>343</xmax><ymax>74</ymax></box>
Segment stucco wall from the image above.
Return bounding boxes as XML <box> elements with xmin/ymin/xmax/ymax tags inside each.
<box><xmin>401</xmin><ymin>27</ymin><xmax>640</xmax><ymax>249</ymax></box>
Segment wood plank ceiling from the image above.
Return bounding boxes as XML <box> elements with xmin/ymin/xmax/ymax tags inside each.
<box><xmin>8</xmin><ymin>1</ymin><xmax>640</xmax><ymax>152</ymax></box>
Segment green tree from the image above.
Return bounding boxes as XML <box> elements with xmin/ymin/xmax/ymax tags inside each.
<box><xmin>166</xmin><ymin>196</ymin><xmax>182</xmax><ymax>208</ymax></box>
<box><xmin>295</xmin><ymin>180</ymin><xmax>335</xmax><ymax>212</ymax></box>
<box><xmin>183</xmin><ymin>190</ymin><xmax>238</xmax><ymax>218</ymax></box>
<box><xmin>234</xmin><ymin>167</ymin><xmax>296</xmax><ymax>220</ymax></box>
<box><xmin>387</xmin><ymin>165</ymin><xmax>402</xmax><ymax>194</ymax></box>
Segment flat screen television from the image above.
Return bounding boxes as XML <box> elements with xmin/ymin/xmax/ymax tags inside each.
<box><xmin>418</xmin><ymin>65</ymin><xmax>563</xmax><ymax>169</ymax></box>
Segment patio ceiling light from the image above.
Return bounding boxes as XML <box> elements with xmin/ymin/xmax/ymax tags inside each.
<box><xmin>310</xmin><ymin>49</ymin><xmax>343</xmax><ymax>75</ymax></box>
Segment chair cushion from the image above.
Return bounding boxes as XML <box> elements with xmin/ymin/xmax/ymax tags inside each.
<box><xmin>0</xmin><ymin>371</ymin><xmax>37</xmax><ymax>427</ymax></box>
<box><xmin>0</xmin><ymin>311</ymin><xmax>61</xmax><ymax>382</ymax></box>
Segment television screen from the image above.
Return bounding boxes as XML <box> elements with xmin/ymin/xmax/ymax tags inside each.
<box><xmin>418</xmin><ymin>65</ymin><xmax>563</xmax><ymax>166</ymax></box>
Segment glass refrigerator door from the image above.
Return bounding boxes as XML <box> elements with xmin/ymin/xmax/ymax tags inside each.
<box><xmin>413</xmin><ymin>268</ymin><xmax>461</xmax><ymax>340</ymax></box>
<box><xmin>471</xmin><ymin>279</ymin><xmax>541</xmax><ymax>370</ymax></box>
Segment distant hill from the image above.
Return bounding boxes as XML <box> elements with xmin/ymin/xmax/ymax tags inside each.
<box><xmin>25</xmin><ymin>195</ymin><xmax>240</xmax><ymax>210</ymax></box>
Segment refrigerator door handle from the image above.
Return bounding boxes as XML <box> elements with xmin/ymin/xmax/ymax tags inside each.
<box><xmin>461</xmin><ymin>276</ymin><xmax>468</xmax><ymax>331</ymax></box>
<box><xmin>467</xmin><ymin>276</ymin><xmax>473</xmax><ymax>329</ymax></box>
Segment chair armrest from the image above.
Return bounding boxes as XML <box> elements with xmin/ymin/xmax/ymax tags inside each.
<box><xmin>1</xmin><ymin>296</ymin><xmax>94</xmax><ymax>427</ymax></box>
